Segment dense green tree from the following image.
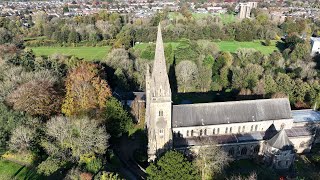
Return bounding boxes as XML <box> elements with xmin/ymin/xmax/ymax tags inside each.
<box><xmin>146</xmin><ymin>151</ymin><xmax>200</xmax><ymax>180</ymax></box>
<box><xmin>0</xmin><ymin>102</ymin><xmax>32</xmax><ymax>150</ymax></box>
<box><xmin>0</xmin><ymin>28</ymin><xmax>12</xmax><ymax>44</ymax></box>
<box><xmin>232</xmin><ymin>64</ymin><xmax>264</xmax><ymax>90</ymax></box>
<box><xmin>68</xmin><ymin>30</ymin><xmax>81</xmax><ymax>44</ymax></box>
<box><xmin>104</xmin><ymin>97</ymin><xmax>133</xmax><ymax>137</ymax></box>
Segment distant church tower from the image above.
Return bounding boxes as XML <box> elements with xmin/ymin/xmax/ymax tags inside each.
<box><xmin>146</xmin><ymin>24</ymin><xmax>172</xmax><ymax>161</ymax></box>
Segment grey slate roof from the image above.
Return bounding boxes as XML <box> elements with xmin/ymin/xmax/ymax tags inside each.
<box><xmin>267</xmin><ymin>129</ymin><xmax>294</xmax><ymax>150</ymax></box>
<box><xmin>172</xmin><ymin>98</ymin><xmax>291</xmax><ymax>127</ymax></box>
<box><xmin>174</xmin><ymin>126</ymin><xmax>311</xmax><ymax>148</ymax></box>
<box><xmin>292</xmin><ymin>109</ymin><xmax>320</xmax><ymax>122</ymax></box>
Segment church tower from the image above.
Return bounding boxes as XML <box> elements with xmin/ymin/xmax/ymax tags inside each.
<box><xmin>146</xmin><ymin>24</ymin><xmax>172</xmax><ymax>161</ymax></box>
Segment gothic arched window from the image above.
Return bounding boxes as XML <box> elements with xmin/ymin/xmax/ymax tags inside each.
<box><xmin>200</xmin><ymin>129</ymin><xmax>203</xmax><ymax>136</ymax></box>
<box><xmin>241</xmin><ymin>147</ymin><xmax>247</xmax><ymax>155</ymax></box>
<box><xmin>191</xmin><ymin>130</ymin><xmax>194</xmax><ymax>137</ymax></box>
<box><xmin>230</xmin><ymin>127</ymin><xmax>232</xmax><ymax>133</ymax></box>
<box><xmin>204</xmin><ymin>129</ymin><xmax>207</xmax><ymax>136</ymax></box>
<box><xmin>242</xmin><ymin>126</ymin><xmax>245</xmax><ymax>132</ymax></box>
<box><xmin>229</xmin><ymin>148</ymin><xmax>235</xmax><ymax>156</ymax></box>
<box><xmin>238</xmin><ymin>126</ymin><xmax>241</xmax><ymax>133</ymax></box>
<box><xmin>250</xmin><ymin>125</ymin><xmax>254</xmax><ymax>132</ymax></box>
<box><xmin>159</xmin><ymin>129</ymin><xmax>164</xmax><ymax>135</ymax></box>
<box><xmin>187</xmin><ymin>130</ymin><xmax>189</xmax><ymax>137</ymax></box>
<box><xmin>217</xmin><ymin>128</ymin><xmax>220</xmax><ymax>134</ymax></box>
<box><xmin>254</xmin><ymin>145</ymin><xmax>260</xmax><ymax>153</ymax></box>
<box><xmin>255</xmin><ymin>125</ymin><xmax>258</xmax><ymax>131</ymax></box>
<box><xmin>281</xmin><ymin>123</ymin><xmax>285</xmax><ymax>130</ymax></box>
<box><xmin>213</xmin><ymin>128</ymin><xmax>215</xmax><ymax>134</ymax></box>
<box><xmin>225</xmin><ymin>127</ymin><xmax>228</xmax><ymax>134</ymax></box>
<box><xmin>159</xmin><ymin>110</ymin><xmax>163</xmax><ymax>116</ymax></box>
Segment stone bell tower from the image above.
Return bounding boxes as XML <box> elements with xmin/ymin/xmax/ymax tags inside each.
<box><xmin>146</xmin><ymin>24</ymin><xmax>172</xmax><ymax>161</ymax></box>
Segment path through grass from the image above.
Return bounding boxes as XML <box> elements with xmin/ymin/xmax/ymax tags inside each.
<box><xmin>30</xmin><ymin>46</ymin><xmax>112</xmax><ymax>61</ymax></box>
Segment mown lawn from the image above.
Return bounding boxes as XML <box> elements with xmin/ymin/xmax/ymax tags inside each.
<box><xmin>29</xmin><ymin>40</ymin><xmax>278</xmax><ymax>61</ymax></box>
<box><xmin>0</xmin><ymin>159</ymin><xmax>41</xmax><ymax>180</ymax></box>
<box><xmin>168</xmin><ymin>12</ymin><xmax>236</xmax><ymax>24</ymax></box>
<box><xmin>216</xmin><ymin>40</ymin><xmax>279</xmax><ymax>55</ymax></box>
<box><xmin>30</xmin><ymin>46</ymin><xmax>112</xmax><ymax>61</ymax></box>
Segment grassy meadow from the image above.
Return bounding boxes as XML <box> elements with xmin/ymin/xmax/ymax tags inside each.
<box><xmin>0</xmin><ymin>159</ymin><xmax>41</xmax><ymax>180</ymax></box>
<box><xmin>215</xmin><ymin>40</ymin><xmax>279</xmax><ymax>55</ymax></box>
<box><xmin>168</xmin><ymin>12</ymin><xmax>236</xmax><ymax>24</ymax></box>
<box><xmin>29</xmin><ymin>40</ymin><xmax>279</xmax><ymax>61</ymax></box>
<box><xmin>30</xmin><ymin>46</ymin><xmax>112</xmax><ymax>61</ymax></box>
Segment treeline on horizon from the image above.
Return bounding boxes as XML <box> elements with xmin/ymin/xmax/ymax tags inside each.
<box><xmin>1</xmin><ymin>8</ymin><xmax>320</xmax><ymax>109</ymax></box>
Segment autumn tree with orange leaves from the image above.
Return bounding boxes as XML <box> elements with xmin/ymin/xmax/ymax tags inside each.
<box><xmin>62</xmin><ymin>62</ymin><xmax>111</xmax><ymax>117</ymax></box>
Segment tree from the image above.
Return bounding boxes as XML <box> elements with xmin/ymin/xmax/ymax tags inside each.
<box><xmin>0</xmin><ymin>102</ymin><xmax>32</xmax><ymax>150</ymax></box>
<box><xmin>195</xmin><ymin>141</ymin><xmax>231</xmax><ymax>180</ymax></box>
<box><xmin>38</xmin><ymin>116</ymin><xmax>109</xmax><ymax>175</ymax></box>
<box><xmin>62</xmin><ymin>62</ymin><xmax>112</xmax><ymax>117</ymax></box>
<box><xmin>176</xmin><ymin>60</ymin><xmax>198</xmax><ymax>92</ymax></box>
<box><xmin>68</xmin><ymin>30</ymin><xmax>81</xmax><ymax>44</ymax></box>
<box><xmin>0</xmin><ymin>28</ymin><xmax>12</xmax><ymax>44</ymax></box>
<box><xmin>6</xmin><ymin>78</ymin><xmax>62</xmax><ymax>117</ymax></box>
<box><xmin>105</xmin><ymin>48</ymin><xmax>133</xmax><ymax>73</ymax></box>
<box><xmin>290</xmin><ymin>42</ymin><xmax>311</xmax><ymax>61</ymax></box>
<box><xmin>104</xmin><ymin>97</ymin><xmax>133</xmax><ymax>137</ymax></box>
<box><xmin>9</xmin><ymin>125</ymin><xmax>35</xmax><ymax>153</ymax></box>
<box><xmin>232</xmin><ymin>64</ymin><xmax>264</xmax><ymax>90</ymax></box>
<box><xmin>146</xmin><ymin>151</ymin><xmax>200</xmax><ymax>180</ymax></box>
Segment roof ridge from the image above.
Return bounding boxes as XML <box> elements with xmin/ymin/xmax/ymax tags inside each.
<box><xmin>173</xmin><ymin>98</ymin><xmax>289</xmax><ymax>107</ymax></box>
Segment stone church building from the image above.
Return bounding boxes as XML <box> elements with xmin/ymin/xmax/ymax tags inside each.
<box><xmin>146</xmin><ymin>24</ymin><xmax>317</xmax><ymax>169</ymax></box>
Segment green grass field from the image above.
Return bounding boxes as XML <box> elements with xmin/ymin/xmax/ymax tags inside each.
<box><xmin>30</xmin><ymin>46</ymin><xmax>112</xmax><ymax>61</ymax></box>
<box><xmin>0</xmin><ymin>159</ymin><xmax>41</xmax><ymax>180</ymax></box>
<box><xmin>29</xmin><ymin>40</ymin><xmax>278</xmax><ymax>61</ymax></box>
<box><xmin>216</xmin><ymin>40</ymin><xmax>279</xmax><ymax>55</ymax></box>
<box><xmin>168</xmin><ymin>12</ymin><xmax>236</xmax><ymax>24</ymax></box>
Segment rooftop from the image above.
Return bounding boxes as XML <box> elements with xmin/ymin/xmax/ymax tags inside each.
<box><xmin>173</xmin><ymin>126</ymin><xmax>312</xmax><ymax>148</ymax></box>
<box><xmin>292</xmin><ymin>109</ymin><xmax>320</xmax><ymax>122</ymax></box>
<box><xmin>172</xmin><ymin>98</ymin><xmax>292</xmax><ymax>128</ymax></box>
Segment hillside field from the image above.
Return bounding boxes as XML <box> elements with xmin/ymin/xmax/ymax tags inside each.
<box><xmin>30</xmin><ymin>46</ymin><xmax>112</xmax><ymax>61</ymax></box>
<box><xmin>29</xmin><ymin>40</ymin><xmax>278</xmax><ymax>60</ymax></box>
<box><xmin>215</xmin><ymin>40</ymin><xmax>279</xmax><ymax>55</ymax></box>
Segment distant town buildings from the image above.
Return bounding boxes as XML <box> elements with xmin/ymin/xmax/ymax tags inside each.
<box><xmin>238</xmin><ymin>1</ymin><xmax>258</xmax><ymax>19</ymax></box>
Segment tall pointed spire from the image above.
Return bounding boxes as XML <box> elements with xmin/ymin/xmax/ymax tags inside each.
<box><xmin>152</xmin><ymin>23</ymin><xmax>167</xmax><ymax>76</ymax></box>
<box><xmin>151</xmin><ymin>23</ymin><xmax>171</xmax><ymax>97</ymax></box>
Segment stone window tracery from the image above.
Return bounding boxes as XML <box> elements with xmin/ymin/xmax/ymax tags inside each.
<box><xmin>159</xmin><ymin>110</ymin><xmax>163</xmax><ymax>116</ymax></box>
<box><xmin>241</xmin><ymin>147</ymin><xmax>247</xmax><ymax>155</ymax></box>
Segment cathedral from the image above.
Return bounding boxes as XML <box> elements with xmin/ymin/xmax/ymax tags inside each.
<box><xmin>145</xmin><ymin>24</ymin><xmax>318</xmax><ymax>169</ymax></box>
